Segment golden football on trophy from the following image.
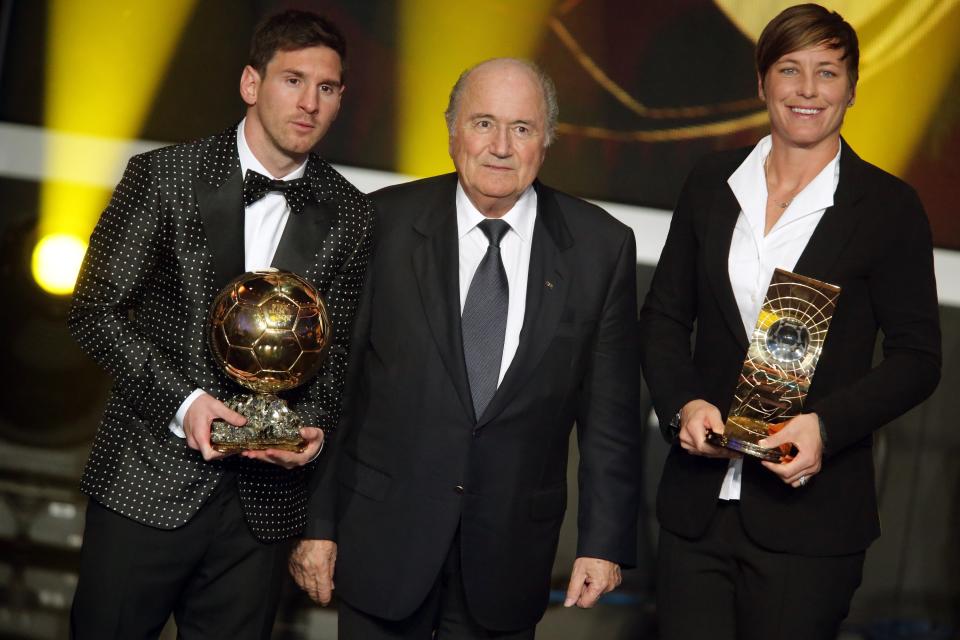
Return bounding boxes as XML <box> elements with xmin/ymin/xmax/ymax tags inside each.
<box><xmin>207</xmin><ymin>269</ymin><xmax>331</xmax><ymax>453</ymax></box>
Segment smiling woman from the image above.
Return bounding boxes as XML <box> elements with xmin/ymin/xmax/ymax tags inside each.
<box><xmin>761</xmin><ymin>45</ymin><xmax>853</xmax><ymax>151</ymax></box>
<box><xmin>757</xmin><ymin>4</ymin><xmax>857</xmax><ymax>165</ymax></box>
<box><xmin>639</xmin><ymin>4</ymin><xmax>942</xmax><ymax>639</ymax></box>
<box><xmin>758</xmin><ymin>40</ymin><xmax>855</xmax><ymax>230</ymax></box>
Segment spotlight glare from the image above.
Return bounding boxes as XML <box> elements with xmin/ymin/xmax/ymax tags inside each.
<box><xmin>32</xmin><ymin>234</ymin><xmax>87</xmax><ymax>295</ymax></box>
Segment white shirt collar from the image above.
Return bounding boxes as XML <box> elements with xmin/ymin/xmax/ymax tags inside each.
<box><xmin>455</xmin><ymin>182</ymin><xmax>537</xmax><ymax>243</ymax></box>
<box><xmin>236</xmin><ymin>117</ymin><xmax>308</xmax><ymax>181</ymax></box>
<box><xmin>727</xmin><ymin>134</ymin><xmax>841</xmax><ymax>234</ymax></box>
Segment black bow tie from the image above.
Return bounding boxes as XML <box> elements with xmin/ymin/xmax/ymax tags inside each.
<box><xmin>242</xmin><ymin>169</ymin><xmax>313</xmax><ymax>214</ymax></box>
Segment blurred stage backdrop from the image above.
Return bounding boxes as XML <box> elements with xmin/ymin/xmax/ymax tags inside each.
<box><xmin>0</xmin><ymin>1</ymin><xmax>958</xmax><ymax>638</ymax></box>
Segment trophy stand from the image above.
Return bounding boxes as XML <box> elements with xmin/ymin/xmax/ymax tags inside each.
<box><xmin>210</xmin><ymin>394</ymin><xmax>317</xmax><ymax>454</ymax></box>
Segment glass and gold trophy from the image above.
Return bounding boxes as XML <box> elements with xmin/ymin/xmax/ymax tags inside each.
<box><xmin>706</xmin><ymin>269</ymin><xmax>841</xmax><ymax>461</ymax></box>
<box><xmin>206</xmin><ymin>269</ymin><xmax>332</xmax><ymax>453</ymax></box>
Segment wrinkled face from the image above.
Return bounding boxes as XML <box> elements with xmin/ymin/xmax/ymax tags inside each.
<box><xmin>240</xmin><ymin>46</ymin><xmax>344</xmax><ymax>173</ymax></box>
<box><xmin>449</xmin><ymin>62</ymin><xmax>548</xmax><ymax>217</ymax></box>
<box><xmin>760</xmin><ymin>43</ymin><xmax>855</xmax><ymax>151</ymax></box>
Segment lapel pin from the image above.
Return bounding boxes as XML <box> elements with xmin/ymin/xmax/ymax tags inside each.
<box><xmin>545</xmin><ymin>280</ymin><xmax>554</xmax><ymax>289</ymax></box>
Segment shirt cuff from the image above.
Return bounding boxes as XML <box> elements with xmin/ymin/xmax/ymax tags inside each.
<box><xmin>817</xmin><ymin>413</ymin><xmax>829</xmax><ymax>453</ymax></box>
<box><xmin>307</xmin><ymin>438</ymin><xmax>325</xmax><ymax>463</ymax></box>
<box><xmin>168</xmin><ymin>388</ymin><xmax>207</xmax><ymax>438</ymax></box>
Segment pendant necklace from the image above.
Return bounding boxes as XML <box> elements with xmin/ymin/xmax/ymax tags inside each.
<box><xmin>765</xmin><ymin>155</ymin><xmax>795</xmax><ymax>210</ymax></box>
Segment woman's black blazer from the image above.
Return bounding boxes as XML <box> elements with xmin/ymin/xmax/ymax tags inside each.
<box><xmin>639</xmin><ymin>140</ymin><xmax>941</xmax><ymax>556</ymax></box>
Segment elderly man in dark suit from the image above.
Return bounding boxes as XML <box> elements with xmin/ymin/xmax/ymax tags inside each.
<box><xmin>290</xmin><ymin>58</ymin><xmax>642</xmax><ymax>639</ymax></box>
<box><xmin>67</xmin><ymin>10</ymin><xmax>373</xmax><ymax>639</ymax></box>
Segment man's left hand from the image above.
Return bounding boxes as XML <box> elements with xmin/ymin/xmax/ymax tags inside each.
<box><xmin>563</xmin><ymin>557</ymin><xmax>621</xmax><ymax>608</ymax></box>
<box><xmin>759</xmin><ymin>412</ymin><xmax>823</xmax><ymax>489</ymax></box>
<box><xmin>241</xmin><ymin>426</ymin><xmax>324</xmax><ymax>469</ymax></box>
<box><xmin>290</xmin><ymin>539</ymin><xmax>337</xmax><ymax>606</ymax></box>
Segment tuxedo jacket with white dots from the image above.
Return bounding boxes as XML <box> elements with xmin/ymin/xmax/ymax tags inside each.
<box><xmin>68</xmin><ymin>125</ymin><xmax>374</xmax><ymax>542</ymax></box>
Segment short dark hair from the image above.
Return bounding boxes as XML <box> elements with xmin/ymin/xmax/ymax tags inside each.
<box><xmin>248</xmin><ymin>10</ymin><xmax>347</xmax><ymax>77</ymax></box>
<box><xmin>756</xmin><ymin>3</ymin><xmax>859</xmax><ymax>87</ymax></box>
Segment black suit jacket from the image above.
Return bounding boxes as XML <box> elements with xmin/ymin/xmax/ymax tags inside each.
<box><xmin>306</xmin><ymin>174</ymin><xmax>642</xmax><ymax>630</ymax></box>
<box><xmin>639</xmin><ymin>141</ymin><xmax>941</xmax><ymax>556</ymax></box>
<box><xmin>68</xmin><ymin>125</ymin><xmax>374</xmax><ymax>542</ymax></box>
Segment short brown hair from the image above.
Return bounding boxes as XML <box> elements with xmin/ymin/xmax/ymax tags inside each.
<box><xmin>756</xmin><ymin>3</ymin><xmax>859</xmax><ymax>87</ymax></box>
<box><xmin>249</xmin><ymin>10</ymin><xmax>346</xmax><ymax>77</ymax></box>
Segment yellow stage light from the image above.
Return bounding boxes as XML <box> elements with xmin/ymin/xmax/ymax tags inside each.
<box><xmin>38</xmin><ymin>0</ymin><xmax>197</xmax><ymax>294</ymax></box>
<box><xmin>396</xmin><ymin>0</ymin><xmax>555</xmax><ymax>177</ymax></box>
<box><xmin>843</xmin><ymin>0</ymin><xmax>960</xmax><ymax>174</ymax></box>
<box><xmin>32</xmin><ymin>234</ymin><xmax>88</xmax><ymax>296</ymax></box>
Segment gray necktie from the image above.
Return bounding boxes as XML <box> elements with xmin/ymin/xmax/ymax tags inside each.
<box><xmin>462</xmin><ymin>219</ymin><xmax>510</xmax><ymax>419</ymax></box>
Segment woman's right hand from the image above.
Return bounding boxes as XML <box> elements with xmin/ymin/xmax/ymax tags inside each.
<box><xmin>678</xmin><ymin>399</ymin><xmax>742</xmax><ymax>459</ymax></box>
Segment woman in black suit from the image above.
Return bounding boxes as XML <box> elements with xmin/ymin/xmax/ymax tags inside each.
<box><xmin>639</xmin><ymin>4</ymin><xmax>941</xmax><ymax>639</ymax></box>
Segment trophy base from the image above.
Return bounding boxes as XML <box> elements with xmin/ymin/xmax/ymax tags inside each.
<box><xmin>210</xmin><ymin>393</ymin><xmax>306</xmax><ymax>454</ymax></box>
<box><xmin>705</xmin><ymin>431</ymin><xmax>782</xmax><ymax>462</ymax></box>
<box><xmin>211</xmin><ymin>438</ymin><xmax>307</xmax><ymax>455</ymax></box>
<box><xmin>705</xmin><ymin>415</ymin><xmax>792</xmax><ymax>462</ymax></box>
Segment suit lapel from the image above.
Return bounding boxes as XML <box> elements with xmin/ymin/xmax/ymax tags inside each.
<box><xmin>793</xmin><ymin>140</ymin><xmax>867</xmax><ymax>282</ymax></box>
<box><xmin>703</xmin><ymin>140</ymin><xmax>867</xmax><ymax>348</ymax></box>
<box><xmin>272</xmin><ymin>155</ymin><xmax>335</xmax><ymax>277</ymax></box>
<box><xmin>704</xmin><ymin>182</ymin><xmax>750</xmax><ymax>348</ymax></box>
<box><xmin>411</xmin><ymin>175</ymin><xmax>475</xmax><ymax>420</ymax></box>
<box><xmin>477</xmin><ymin>182</ymin><xmax>571</xmax><ymax>427</ymax></box>
<box><xmin>195</xmin><ymin>126</ymin><xmax>244</xmax><ymax>291</ymax></box>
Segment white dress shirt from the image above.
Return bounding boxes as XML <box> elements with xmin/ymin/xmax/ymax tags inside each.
<box><xmin>237</xmin><ymin>118</ymin><xmax>307</xmax><ymax>271</ymax></box>
<box><xmin>168</xmin><ymin>118</ymin><xmax>307</xmax><ymax>437</ymax></box>
<box><xmin>456</xmin><ymin>183</ymin><xmax>537</xmax><ymax>385</ymax></box>
<box><xmin>718</xmin><ymin>135</ymin><xmax>841</xmax><ymax>500</ymax></box>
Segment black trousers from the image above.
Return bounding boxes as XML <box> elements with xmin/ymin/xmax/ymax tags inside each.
<box><xmin>338</xmin><ymin>530</ymin><xmax>536</xmax><ymax>640</ymax></box>
<box><xmin>70</xmin><ymin>474</ymin><xmax>288</xmax><ymax>640</ymax></box>
<box><xmin>656</xmin><ymin>501</ymin><xmax>865</xmax><ymax>640</ymax></box>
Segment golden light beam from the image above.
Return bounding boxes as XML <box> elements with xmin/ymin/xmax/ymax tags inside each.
<box><xmin>716</xmin><ymin>0</ymin><xmax>896</xmax><ymax>42</ymax></box>
<box><xmin>843</xmin><ymin>0</ymin><xmax>960</xmax><ymax>174</ymax></box>
<box><xmin>38</xmin><ymin>0</ymin><xmax>197</xmax><ymax>293</ymax></box>
<box><xmin>397</xmin><ymin>0</ymin><xmax>556</xmax><ymax>177</ymax></box>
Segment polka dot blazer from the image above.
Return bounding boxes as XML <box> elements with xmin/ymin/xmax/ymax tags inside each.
<box><xmin>68</xmin><ymin>125</ymin><xmax>374</xmax><ymax>542</ymax></box>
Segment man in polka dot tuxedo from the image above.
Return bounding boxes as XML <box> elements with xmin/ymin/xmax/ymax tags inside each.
<box><xmin>67</xmin><ymin>10</ymin><xmax>373</xmax><ymax>639</ymax></box>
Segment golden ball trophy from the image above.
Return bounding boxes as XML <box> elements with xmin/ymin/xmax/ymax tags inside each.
<box><xmin>207</xmin><ymin>269</ymin><xmax>331</xmax><ymax>453</ymax></box>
